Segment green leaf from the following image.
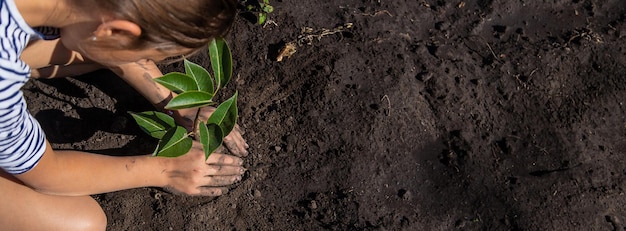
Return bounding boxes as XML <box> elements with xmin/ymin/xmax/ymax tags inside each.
<box><xmin>154</xmin><ymin>72</ymin><xmax>198</xmax><ymax>94</ymax></box>
<box><xmin>199</xmin><ymin>121</ymin><xmax>224</xmax><ymax>160</ymax></box>
<box><xmin>184</xmin><ymin>59</ymin><xmax>214</xmax><ymax>93</ymax></box>
<box><xmin>154</xmin><ymin>126</ymin><xmax>192</xmax><ymax>157</ymax></box>
<box><xmin>207</xmin><ymin>92</ymin><xmax>238</xmax><ymax>136</ymax></box>
<box><xmin>262</xmin><ymin>5</ymin><xmax>273</xmax><ymax>13</ymax></box>
<box><xmin>129</xmin><ymin>111</ymin><xmax>176</xmax><ymax>139</ymax></box>
<box><xmin>258</xmin><ymin>13</ymin><xmax>267</xmax><ymax>25</ymax></box>
<box><xmin>165</xmin><ymin>91</ymin><xmax>215</xmax><ymax>110</ymax></box>
<box><xmin>209</xmin><ymin>38</ymin><xmax>233</xmax><ymax>91</ymax></box>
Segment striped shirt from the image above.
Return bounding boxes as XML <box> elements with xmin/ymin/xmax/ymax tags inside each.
<box><xmin>0</xmin><ymin>0</ymin><xmax>47</xmax><ymax>174</ymax></box>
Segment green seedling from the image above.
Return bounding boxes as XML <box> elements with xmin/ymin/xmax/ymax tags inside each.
<box><xmin>130</xmin><ymin>37</ymin><xmax>238</xmax><ymax>160</ymax></box>
<box><xmin>245</xmin><ymin>0</ymin><xmax>274</xmax><ymax>25</ymax></box>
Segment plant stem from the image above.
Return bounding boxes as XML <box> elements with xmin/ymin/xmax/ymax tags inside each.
<box><xmin>193</xmin><ymin>108</ymin><xmax>201</xmax><ymax>137</ymax></box>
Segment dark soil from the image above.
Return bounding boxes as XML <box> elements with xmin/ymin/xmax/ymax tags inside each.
<box><xmin>23</xmin><ymin>0</ymin><xmax>626</xmax><ymax>230</ymax></box>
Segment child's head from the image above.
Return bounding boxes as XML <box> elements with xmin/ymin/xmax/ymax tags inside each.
<box><xmin>70</xmin><ymin>0</ymin><xmax>238</xmax><ymax>55</ymax></box>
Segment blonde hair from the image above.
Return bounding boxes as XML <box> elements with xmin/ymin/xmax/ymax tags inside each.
<box><xmin>74</xmin><ymin>0</ymin><xmax>238</xmax><ymax>52</ymax></box>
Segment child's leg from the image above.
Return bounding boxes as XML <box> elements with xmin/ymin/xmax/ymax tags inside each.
<box><xmin>0</xmin><ymin>170</ymin><xmax>107</xmax><ymax>231</ymax></box>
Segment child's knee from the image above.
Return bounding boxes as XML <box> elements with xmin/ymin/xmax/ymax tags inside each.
<box><xmin>83</xmin><ymin>206</ymin><xmax>107</xmax><ymax>231</ymax></box>
<box><xmin>53</xmin><ymin>196</ymin><xmax>107</xmax><ymax>231</ymax></box>
<box><xmin>68</xmin><ymin>197</ymin><xmax>108</xmax><ymax>231</ymax></box>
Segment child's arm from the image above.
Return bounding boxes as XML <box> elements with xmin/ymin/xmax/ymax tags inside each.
<box><xmin>23</xmin><ymin>39</ymin><xmax>248</xmax><ymax>156</ymax></box>
<box><xmin>14</xmin><ymin>141</ymin><xmax>244</xmax><ymax>196</ymax></box>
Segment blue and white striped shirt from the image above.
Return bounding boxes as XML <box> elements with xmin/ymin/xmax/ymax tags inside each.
<box><xmin>0</xmin><ymin>0</ymin><xmax>47</xmax><ymax>174</ymax></box>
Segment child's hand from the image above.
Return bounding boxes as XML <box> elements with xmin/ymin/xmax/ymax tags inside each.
<box><xmin>175</xmin><ymin>106</ymin><xmax>249</xmax><ymax>157</ymax></box>
<box><xmin>161</xmin><ymin>141</ymin><xmax>245</xmax><ymax>196</ymax></box>
<box><xmin>107</xmin><ymin>60</ymin><xmax>250</xmax><ymax>157</ymax></box>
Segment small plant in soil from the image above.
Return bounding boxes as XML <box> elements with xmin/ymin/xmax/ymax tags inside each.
<box><xmin>243</xmin><ymin>0</ymin><xmax>274</xmax><ymax>25</ymax></box>
<box><xmin>130</xmin><ymin>37</ymin><xmax>238</xmax><ymax>160</ymax></box>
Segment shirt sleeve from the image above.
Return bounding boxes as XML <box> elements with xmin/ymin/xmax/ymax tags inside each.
<box><xmin>0</xmin><ymin>81</ymin><xmax>47</xmax><ymax>175</ymax></box>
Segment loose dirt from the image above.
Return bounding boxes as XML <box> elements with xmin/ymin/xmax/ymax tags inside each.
<box><xmin>24</xmin><ymin>0</ymin><xmax>626</xmax><ymax>230</ymax></box>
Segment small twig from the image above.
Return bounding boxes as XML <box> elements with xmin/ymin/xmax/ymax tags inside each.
<box><xmin>360</xmin><ymin>10</ymin><xmax>393</xmax><ymax>17</ymax></box>
<box><xmin>484</xmin><ymin>41</ymin><xmax>498</xmax><ymax>61</ymax></box>
<box><xmin>468</xmin><ymin>35</ymin><xmax>503</xmax><ymax>63</ymax></box>
<box><xmin>262</xmin><ymin>19</ymin><xmax>278</xmax><ymax>28</ymax></box>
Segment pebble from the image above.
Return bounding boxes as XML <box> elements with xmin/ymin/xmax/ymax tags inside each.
<box><xmin>309</xmin><ymin>200</ymin><xmax>318</xmax><ymax>210</ymax></box>
<box><xmin>254</xmin><ymin>189</ymin><xmax>262</xmax><ymax>198</ymax></box>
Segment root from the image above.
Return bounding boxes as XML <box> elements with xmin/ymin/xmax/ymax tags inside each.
<box><xmin>297</xmin><ymin>23</ymin><xmax>353</xmax><ymax>46</ymax></box>
<box><xmin>276</xmin><ymin>23</ymin><xmax>353</xmax><ymax>62</ymax></box>
<box><xmin>359</xmin><ymin>10</ymin><xmax>392</xmax><ymax>17</ymax></box>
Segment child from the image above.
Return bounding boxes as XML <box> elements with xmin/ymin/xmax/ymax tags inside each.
<box><xmin>0</xmin><ymin>0</ymin><xmax>248</xmax><ymax>230</ymax></box>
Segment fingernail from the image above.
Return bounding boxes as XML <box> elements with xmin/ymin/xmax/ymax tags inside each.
<box><xmin>240</xmin><ymin>168</ymin><xmax>247</xmax><ymax>173</ymax></box>
<box><xmin>235</xmin><ymin>176</ymin><xmax>242</xmax><ymax>182</ymax></box>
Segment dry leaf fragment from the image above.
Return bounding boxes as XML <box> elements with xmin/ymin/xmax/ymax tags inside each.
<box><xmin>276</xmin><ymin>42</ymin><xmax>297</xmax><ymax>62</ymax></box>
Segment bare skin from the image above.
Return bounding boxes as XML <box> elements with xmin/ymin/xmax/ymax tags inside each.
<box><xmin>0</xmin><ymin>170</ymin><xmax>107</xmax><ymax>231</ymax></box>
<box><xmin>24</xmin><ymin>39</ymin><xmax>250</xmax><ymax>156</ymax></box>
<box><xmin>1</xmin><ymin>0</ymin><xmax>248</xmax><ymax>230</ymax></box>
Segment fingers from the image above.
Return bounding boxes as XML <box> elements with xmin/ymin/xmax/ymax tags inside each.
<box><xmin>197</xmin><ymin>187</ymin><xmax>229</xmax><ymax>196</ymax></box>
<box><xmin>165</xmin><ymin>159</ymin><xmax>245</xmax><ymax>196</ymax></box>
<box><xmin>195</xmin><ymin>107</ymin><xmax>249</xmax><ymax>157</ymax></box>
<box><xmin>204</xmin><ymin>164</ymin><xmax>245</xmax><ymax>176</ymax></box>
<box><xmin>202</xmin><ymin>175</ymin><xmax>241</xmax><ymax>187</ymax></box>
<box><xmin>192</xmin><ymin>124</ymin><xmax>248</xmax><ymax>157</ymax></box>
<box><xmin>233</xmin><ymin>125</ymin><xmax>245</xmax><ymax>136</ymax></box>
<box><xmin>190</xmin><ymin>165</ymin><xmax>243</xmax><ymax>196</ymax></box>
<box><xmin>223</xmin><ymin>125</ymin><xmax>249</xmax><ymax>157</ymax></box>
<box><xmin>191</xmin><ymin>173</ymin><xmax>241</xmax><ymax>196</ymax></box>
<box><xmin>189</xmin><ymin>164</ymin><xmax>244</xmax><ymax>196</ymax></box>
<box><xmin>205</xmin><ymin>153</ymin><xmax>243</xmax><ymax>166</ymax></box>
<box><xmin>165</xmin><ymin>186</ymin><xmax>229</xmax><ymax>197</ymax></box>
<box><xmin>223</xmin><ymin>135</ymin><xmax>248</xmax><ymax>157</ymax></box>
